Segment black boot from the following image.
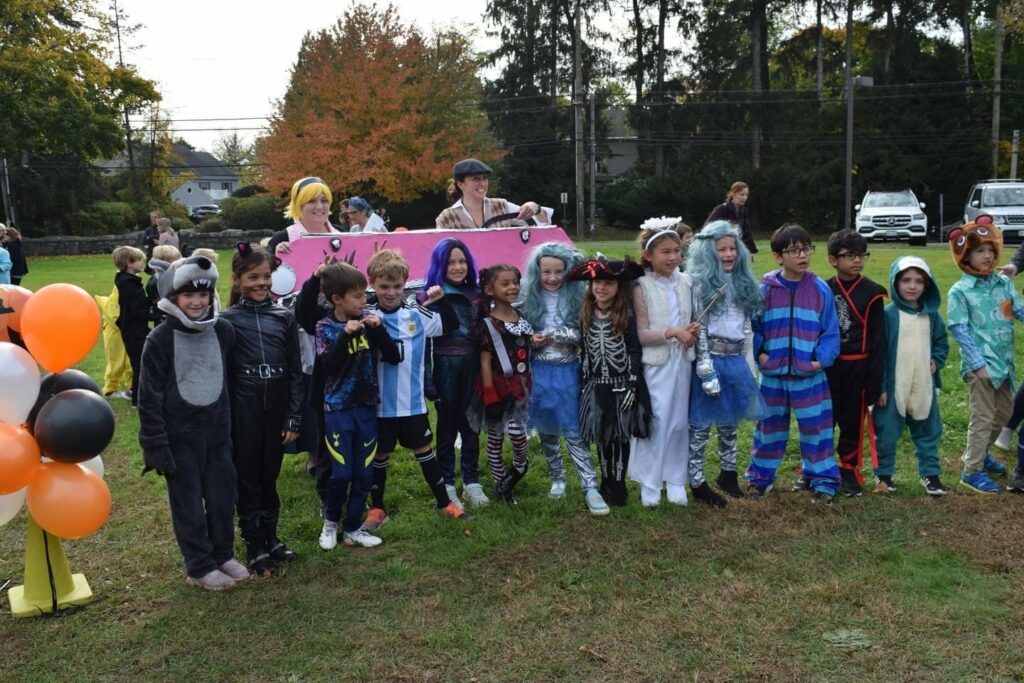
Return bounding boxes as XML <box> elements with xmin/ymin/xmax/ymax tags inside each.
<box><xmin>265</xmin><ymin>511</ymin><xmax>297</xmax><ymax>563</ymax></box>
<box><xmin>691</xmin><ymin>482</ymin><xmax>727</xmax><ymax>508</ymax></box>
<box><xmin>494</xmin><ymin>464</ymin><xmax>528</xmax><ymax>504</ymax></box>
<box><xmin>715</xmin><ymin>470</ymin><xmax>745</xmax><ymax>498</ymax></box>
<box><xmin>605</xmin><ymin>479</ymin><xmax>628</xmax><ymax>507</ymax></box>
<box><xmin>241</xmin><ymin>513</ymin><xmax>276</xmax><ymax>578</ymax></box>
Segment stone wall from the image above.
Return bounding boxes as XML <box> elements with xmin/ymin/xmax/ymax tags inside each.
<box><xmin>22</xmin><ymin>229</ymin><xmax>275</xmax><ymax>257</ymax></box>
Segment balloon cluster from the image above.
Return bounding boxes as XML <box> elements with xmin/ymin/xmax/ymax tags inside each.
<box><xmin>0</xmin><ymin>284</ymin><xmax>114</xmax><ymax>539</ymax></box>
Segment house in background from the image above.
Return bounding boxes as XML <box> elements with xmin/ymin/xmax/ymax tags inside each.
<box><xmin>98</xmin><ymin>143</ymin><xmax>239</xmax><ymax>214</ymax></box>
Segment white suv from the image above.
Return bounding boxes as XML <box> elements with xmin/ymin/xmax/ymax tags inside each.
<box><xmin>964</xmin><ymin>180</ymin><xmax>1024</xmax><ymax>244</ymax></box>
<box><xmin>855</xmin><ymin>190</ymin><xmax>928</xmax><ymax>245</ymax></box>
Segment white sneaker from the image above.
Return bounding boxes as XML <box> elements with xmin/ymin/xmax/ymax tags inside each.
<box><xmin>584</xmin><ymin>488</ymin><xmax>610</xmax><ymax>516</ymax></box>
<box><xmin>343</xmin><ymin>528</ymin><xmax>383</xmax><ymax>548</ymax></box>
<box><xmin>445</xmin><ymin>484</ymin><xmax>464</xmax><ymax>510</ymax></box>
<box><xmin>462</xmin><ymin>483</ymin><xmax>490</xmax><ymax>507</ymax></box>
<box><xmin>640</xmin><ymin>485</ymin><xmax>661</xmax><ymax>508</ymax></box>
<box><xmin>218</xmin><ymin>559</ymin><xmax>250</xmax><ymax>581</ymax></box>
<box><xmin>318</xmin><ymin>521</ymin><xmax>338</xmax><ymax>550</ymax></box>
<box><xmin>185</xmin><ymin>569</ymin><xmax>235</xmax><ymax>591</ymax></box>
<box><xmin>666</xmin><ymin>483</ymin><xmax>689</xmax><ymax>506</ymax></box>
<box><xmin>549</xmin><ymin>479</ymin><xmax>567</xmax><ymax>498</ymax></box>
<box><xmin>994</xmin><ymin>426</ymin><xmax>1014</xmax><ymax>451</ymax></box>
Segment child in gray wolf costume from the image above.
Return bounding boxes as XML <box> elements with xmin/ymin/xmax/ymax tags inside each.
<box><xmin>138</xmin><ymin>255</ymin><xmax>247</xmax><ymax>591</ymax></box>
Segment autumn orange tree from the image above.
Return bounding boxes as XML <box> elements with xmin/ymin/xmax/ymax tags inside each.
<box><xmin>259</xmin><ymin>4</ymin><xmax>501</xmax><ymax>203</ymax></box>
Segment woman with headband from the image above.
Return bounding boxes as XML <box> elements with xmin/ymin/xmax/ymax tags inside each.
<box><xmin>269</xmin><ymin>177</ymin><xmax>342</xmax><ymax>256</ymax></box>
<box><xmin>435</xmin><ymin>158</ymin><xmax>553</xmax><ymax>230</ymax></box>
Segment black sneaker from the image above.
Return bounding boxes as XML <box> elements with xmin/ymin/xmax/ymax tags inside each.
<box><xmin>748</xmin><ymin>483</ymin><xmax>772</xmax><ymax>500</ymax></box>
<box><xmin>811</xmin><ymin>490</ymin><xmax>835</xmax><ymax>506</ymax></box>
<box><xmin>1008</xmin><ymin>472</ymin><xmax>1024</xmax><ymax>493</ymax></box>
<box><xmin>840</xmin><ymin>470</ymin><xmax>864</xmax><ymax>498</ymax></box>
<box><xmin>791</xmin><ymin>476</ymin><xmax>810</xmax><ymax>492</ymax></box>
<box><xmin>921</xmin><ymin>476</ymin><xmax>948</xmax><ymax>496</ymax></box>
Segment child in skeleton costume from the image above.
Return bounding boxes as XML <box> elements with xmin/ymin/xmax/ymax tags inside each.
<box><xmin>871</xmin><ymin>256</ymin><xmax>949</xmax><ymax>495</ymax></box>
<box><xmin>138</xmin><ymin>255</ymin><xmax>249</xmax><ymax>591</ymax></box>
<box><xmin>521</xmin><ymin>242</ymin><xmax>608</xmax><ymax>515</ymax></box>
<box><xmin>569</xmin><ymin>257</ymin><xmax>651</xmax><ymax>507</ymax></box>
<box><xmin>631</xmin><ymin>224</ymin><xmax>699</xmax><ymax>507</ymax></box>
<box><xmin>686</xmin><ymin>221</ymin><xmax>766</xmax><ymax>507</ymax></box>
<box><xmin>467</xmin><ymin>264</ymin><xmax>534</xmax><ymax>504</ymax></box>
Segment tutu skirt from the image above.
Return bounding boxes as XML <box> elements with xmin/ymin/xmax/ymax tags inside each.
<box><xmin>689</xmin><ymin>353</ymin><xmax>765</xmax><ymax>427</ymax></box>
<box><xmin>529</xmin><ymin>360</ymin><xmax>581</xmax><ymax>436</ymax></box>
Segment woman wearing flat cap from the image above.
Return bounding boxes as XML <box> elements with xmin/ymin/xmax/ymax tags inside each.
<box><xmin>435</xmin><ymin>158</ymin><xmax>553</xmax><ymax>230</ymax></box>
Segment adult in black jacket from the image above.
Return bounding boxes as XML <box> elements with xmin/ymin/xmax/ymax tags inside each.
<box><xmin>2</xmin><ymin>226</ymin><xmax>28</xmax><ymax>285</ymax></box>
<box><xmin>704</xmin><ymin>181</ymin><xmax>757</xmax><ymax>254</ymax></box>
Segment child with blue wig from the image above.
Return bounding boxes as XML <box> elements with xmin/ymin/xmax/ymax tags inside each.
<box><xmin>686</xmin><ymin>221</ymin><xmax>765</xmax><ymax>507</ymax></box>
<box><xmin>520</xmin><ymin>242</ymin><xmax>609</xmax><ymax>515</ymax></box>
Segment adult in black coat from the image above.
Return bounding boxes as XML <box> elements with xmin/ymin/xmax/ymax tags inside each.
<box><xmin>1</xmin><ymin>226</ymin><xmax>28</xmax><ymax>285</ymax></box>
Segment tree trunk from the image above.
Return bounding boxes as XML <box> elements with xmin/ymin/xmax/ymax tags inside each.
<box><xmin>654</xmin><ymin>0</ymin><xmax>667</xmax><ymax>178</ymax></box>
<box><xmin>962</xmin><ymin>0</ymin><xmax>978</xmax><ymax>87</ymax></box>
<box><xmin>632</xmin><ymin>0</ymin><xmax>644</xmax><ymax>103</ymax></box>
<box><xmin>883</xmin><ymin>2</ymin><xmax>894</xmax><ymax>82</ymax></box>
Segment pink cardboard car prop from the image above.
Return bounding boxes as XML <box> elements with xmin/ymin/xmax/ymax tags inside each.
<box><xmin>273</xmin><ymin>226</ymin><xmax>574</xmax><ymax>295</ymax></box>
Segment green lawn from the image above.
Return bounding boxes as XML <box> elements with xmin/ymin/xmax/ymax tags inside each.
<box><xmin>2</xmin><ymin>241</ymin><xmax>1024</xmax><ymax>681</ymax></box>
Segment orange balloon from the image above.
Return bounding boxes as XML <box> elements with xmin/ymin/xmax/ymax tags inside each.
<box><xmin>27</xmin><ymin>461</ymin><xmax>111</xmax><ymax>539</ymax></box>
<box><xmin>0</xmin><ymin>285</ymin><xmax>32</xmax><ymax>332</ymax></box>
<box><xmin>0</xmin><ymin>423</ymin><xmax>41</xmax><ymax>494</ymax></box>
<box><xmin>20</xmin><ymin>284</ymin><xmax>101</xmax><ymax>372</ymax></box>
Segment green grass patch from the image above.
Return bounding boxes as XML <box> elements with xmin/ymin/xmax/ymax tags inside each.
<box><xmin>2</xmin><ymin>242</ymin><xmax>1024</xmax><ymax>680</ymax></box>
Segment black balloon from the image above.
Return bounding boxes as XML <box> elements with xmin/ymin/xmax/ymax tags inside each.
<box><xmin>33</xmin><ymin>389</ymin><xmax>115</xmax><ymax>464</ymax></box>
<box><xmin>27</xmin><ymin>369</ymin><xmax>102</xmax><ymax>432</ymax></box>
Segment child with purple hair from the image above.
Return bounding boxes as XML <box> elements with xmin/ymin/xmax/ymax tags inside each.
<box><xmin>420</xmin><ymin>238</ymin><xmax>489</xmax><ymax>507</ymax></box>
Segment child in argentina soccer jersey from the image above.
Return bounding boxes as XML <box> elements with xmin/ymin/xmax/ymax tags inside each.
<box><xmin>361</xmin><ymin>249</ymin><xmax>473</xmax><ymax>532</ymax></box>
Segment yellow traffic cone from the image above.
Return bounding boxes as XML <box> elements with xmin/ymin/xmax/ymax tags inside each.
<box><xmin>8</xmin><ymin>515</ymin><xmax>93</xmax><ymax>617</ymax></box>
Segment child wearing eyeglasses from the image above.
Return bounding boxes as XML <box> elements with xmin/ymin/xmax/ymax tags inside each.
<box><xmin>820</xmin><ymin>229</ymin><xmax>887</xmax><ymax>497</ymax></box>
<box><xmin>745</xmin><ymin>224</ymin><xmax>842</xmax><ymax>504</ymax></box>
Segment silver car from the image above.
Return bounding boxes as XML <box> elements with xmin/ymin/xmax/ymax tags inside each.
<box><xmin>855</xmin><ymin>190</ymin><xmax>928</xmax><ymax>245</ymax></box>
<box><xmin>964</xmin><ymin>180</ymin><xmax>1024</xmax><ymax>244</ymax></box>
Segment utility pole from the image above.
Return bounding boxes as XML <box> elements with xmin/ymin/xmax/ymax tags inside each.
<box><xmin>1012</xmin><ymin>129</ymin><xmax>1020</xmax><ymax>180</ymax></box>
<box><xmin>573</xmin><ymin>0</ymin><xmax>585</xmax><ymax>241</ymax></box>
<box><xmin>589</xmin><ymin>97</ymin><xmax>596</xmax><ymax>238</ymax></box>
<box><xmin>992</xmin><ymin>0</ymin><xmax>1003</xmax><ymax>176</ymax></box>
<box><xmin>112</xmin><ymin>0</ymin><xmax>138</xmax><ymax>199</ymax></box>
<box><xmin>843</xmin><ymin>0</ymin><xmax>854</xmax><ymax>231</ymax></box>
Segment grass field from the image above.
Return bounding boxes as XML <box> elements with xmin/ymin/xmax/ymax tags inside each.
<box><xmin>2</xmin><ymin>240</ymin><xmax>1024</xmax><ymax>681</ymax></box>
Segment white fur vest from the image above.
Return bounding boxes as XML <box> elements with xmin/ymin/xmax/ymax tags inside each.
<box><xmin>636</xmin><ymin>273</ymin><xmax>696</xmax><ymax>366</ymax></box>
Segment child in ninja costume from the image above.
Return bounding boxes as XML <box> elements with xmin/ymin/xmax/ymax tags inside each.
<box><xmin>138</xmin><ymin>255</ymin><xmax>247</xmax><ymax>591</ymax></box>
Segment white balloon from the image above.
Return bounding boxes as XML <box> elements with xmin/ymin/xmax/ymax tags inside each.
<box><xmin>80</xmin><ymin>456</ymin><xmax>105</xmax><ymax>479</ymax></box>
<box><xmin>0</xmin><ymin>487</ymin><xmax>26</xmax><ymax>526</ymax></box>
<box><xmin>0</xmin><ymin>342</ymin><xmax>41</xmax><ymax>424</ymax></box>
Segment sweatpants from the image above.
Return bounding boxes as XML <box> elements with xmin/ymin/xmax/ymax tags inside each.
<box><xmin>963</xmin><ymin>374</ymin><xmax>1013</xmax><ymax>473</ymax></box>
<box><xmin>872</xmin><ymin>391</ymin><xmax>942</xmax><ymax>478</ymax></box>
<box><xmin>539</xmin><ymin>433</ymin><xmax>597</xmax><ymax>490</ymax></box>
<box><xmin>122</xmin><ymin>329</ymin><xmax>147</xmax><ymax>405</ymax></box>
<box><xmin>826</xmin><ymin>356</ymin><xmax>876</xmax><ymax>484</ymax></box>
<box><xmin>323</xmin><ymin>406</ymin><xmax>376</xmax><ymax>533</ymax></box>
<box><xmin>746</xmin><ymin>373</ymin><xmax>840</xmax><ymax>495</ymax></box>
<box><xmin>231</xmin><ymin>384</ymin><xmax>288</xmax><ymax>543</ymax></box>
<box><xmin>165</xmin><ymin>436</ymin><xmax>237</xmax><ymax>578</ymax></box>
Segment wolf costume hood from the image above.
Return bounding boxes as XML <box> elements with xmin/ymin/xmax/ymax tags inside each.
<box><xmin>156</xmin><ymin>255</ymin><xmax>220</xmax><ymax>329</ymax></box>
